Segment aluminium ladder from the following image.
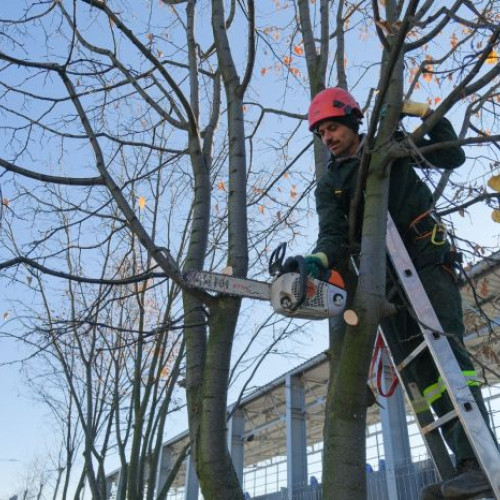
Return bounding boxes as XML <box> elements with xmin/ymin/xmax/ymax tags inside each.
<box><xmin>379</xmin><ymin>214</ymin><xmax>500</xmax><ymax>498</ymax></box>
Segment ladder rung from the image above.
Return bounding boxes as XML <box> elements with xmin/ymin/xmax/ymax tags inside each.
<box><xmin>397</xmin><ymin>340</ymin><xmax>428</xmax><ymax>371</ymax></box>
<box><xmin>421</xmin><ymin>409</ymin><xmax>458</xmax><ymax>435</ymax></box>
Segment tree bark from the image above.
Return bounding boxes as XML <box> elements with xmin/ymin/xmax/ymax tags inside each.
<box><xmin>322</xmin><ymin>0</ymin><xmax>411</xmax><ymax>497</ymax></box>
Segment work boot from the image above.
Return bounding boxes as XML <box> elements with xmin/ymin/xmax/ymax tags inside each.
<box><xmin>419</xmin><ymin>480</ymin><xmax>493</xmax><ymax>500</ymax></box>
<box><xmin>441</xmin><ymin>459</ymin><xmax>494</xmax><ymax>498</ymax></box>
<box><xmin>420</xmin><ymin>482</ymin><xmax>445</xmax><ymax>500</ymax></box>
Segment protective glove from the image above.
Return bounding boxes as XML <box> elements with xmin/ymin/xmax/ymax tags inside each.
<box><xmin>282</xmin><ymin>252</ymin><xmax>329</xmax><ymax>279</ymax></box>
<box><xmin>306</xmin><ymin>254</ymin><xmax>346</xmax><ymax>288</ymax></box>
<box><xmin>401</xmin><ymin>100</ymin><xmax>431</xmax><ymax>118</ymax></box>
<box><xmin>304</xmin><ymin>252</ymin><xmax>329</xmax><ymax>279</ymax></box>
<box><xmin>282</xmin><ymin>252</ymin><xmax>346</xmax><ymax>289</ymax></box>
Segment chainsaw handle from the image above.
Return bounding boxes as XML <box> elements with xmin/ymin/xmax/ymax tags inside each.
<box><xmin>269</xmin><ymin>242</ymin><xmax>287</xmax><ymax>276</ymax></box>
<box><xmin>289</xmin><ymin>255</ymin><xmax>307</xmax><ymax>312</ymax></box>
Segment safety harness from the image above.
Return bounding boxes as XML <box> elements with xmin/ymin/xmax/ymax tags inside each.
<box><xmin>408</xmin><ymin>209</ymin><xmax>447</xmax><ymax>245</ymax></box>
<box><xmin>406</xmin><ymin>210</ymin><xmax>463</xmax><ymax>271</ymax></box>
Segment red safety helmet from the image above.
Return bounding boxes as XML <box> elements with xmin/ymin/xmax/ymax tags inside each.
<box><xmin>308</xmin><ymin>87</ymin><xmax>363</xmax><ymax>131</ymax></box>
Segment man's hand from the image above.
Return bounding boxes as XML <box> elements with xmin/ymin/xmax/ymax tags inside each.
<box><xmin>282</xmin><ymin>252</ymin><xmax>329</xmax><ymax>279</ymax></box>
<box><xmin>304</xmin><ymin>252</ymin><xmax>329</xmax><ymax>278</ymax></box>
<box><xmin>282</xmin><ymin>252</ymin><xmax>346</xmax><ymax>288</ymax></box>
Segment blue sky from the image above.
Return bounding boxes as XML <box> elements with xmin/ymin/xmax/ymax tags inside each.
<box><xmin>0</xmin><ymin>1</ymin><xmax>499</xmax><ymax>498</ymax></box>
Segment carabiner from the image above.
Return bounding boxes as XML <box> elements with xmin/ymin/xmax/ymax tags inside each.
<box><xmin>431</xmin><ymin>223</ymin><xmax>447</xmax><ymax>246</ymax></box>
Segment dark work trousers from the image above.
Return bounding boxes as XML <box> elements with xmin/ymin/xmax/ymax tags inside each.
<box><xmin>381</xmin><ymin>261</ymin><xmax>495</xmax><ymax>466</ymax></box>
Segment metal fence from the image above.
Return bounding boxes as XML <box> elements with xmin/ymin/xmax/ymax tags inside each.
<box><xmin>250</xmin><ymin>460</ymin><xmax>440</xmax><ymax>500</ymax></box>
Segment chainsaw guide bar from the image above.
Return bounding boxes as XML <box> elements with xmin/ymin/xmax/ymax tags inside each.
<box><xmin>185</xmin><ymin>270</ymin><xmax>271</xmax><ymax>301</ymax></box>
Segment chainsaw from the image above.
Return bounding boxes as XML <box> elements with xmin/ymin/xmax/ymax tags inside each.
<box><xmin>184</xmin><ymin>243</ymin><xmax>347</xmax><ymax>320</ymax></box>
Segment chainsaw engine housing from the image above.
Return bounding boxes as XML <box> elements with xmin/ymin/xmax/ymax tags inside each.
<box><xmin>270</xmin><ymin>273</ymin><xmax>346</xmax><ymax>319</ymax></box>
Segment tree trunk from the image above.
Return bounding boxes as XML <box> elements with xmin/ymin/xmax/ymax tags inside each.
<box><xmin>185</xmin><ymin>1</ymin><xmax>254</xmax><ymax>497</ymax></box>
<box><xmin>197</xmin><ymin>297</ymin><xmax>244</xmax><ymax>499</ymax></box>
<box><xmin>322</xmin><ymin>0</ymin><xmax>408</xmax><ymax>496</ymax></box>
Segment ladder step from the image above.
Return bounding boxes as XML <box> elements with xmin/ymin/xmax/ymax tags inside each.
<box><xmin>397</xmin><ymin>340</ymin><xmax>428</xmax><ymax>371</ymax></box>
<box><xmin>421</xmin><ymin>409</ymin><xmax>458</xmax><ymax>435</ymax></box>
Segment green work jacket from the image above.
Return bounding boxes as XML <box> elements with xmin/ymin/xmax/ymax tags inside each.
<box><xmin>313</xmin><ymin>117</ymin><xmax>466</xmax><ymax>268</ymax></box>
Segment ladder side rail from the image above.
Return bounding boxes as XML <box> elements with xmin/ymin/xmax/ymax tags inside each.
<box><xmin>386</xmin><ymin>214</ymin><xmax>500</xmax><ymax>498</ymax></box>
<box><xmin>350</xmin><ymin>254</ymin><xmax>454</xmax><ymax>477</ymax></box>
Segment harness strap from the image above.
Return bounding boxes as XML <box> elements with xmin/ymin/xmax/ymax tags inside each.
<box><xmin>408</xmin><ymin>210</ymin><xmax>447</xmax><ymax>244</ymax></box>
<box><xmin>412</xmin><ymin>249</ymin><xmax>463</xmax><ymax>271</ymax></box>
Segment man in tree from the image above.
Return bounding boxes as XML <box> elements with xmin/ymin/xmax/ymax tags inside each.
<box><xmin>297</xmin><ymin>87</ymin><xmax>496</xmax><ymax>499</ymax></box>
